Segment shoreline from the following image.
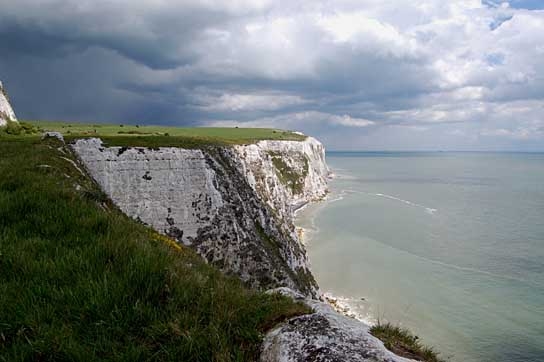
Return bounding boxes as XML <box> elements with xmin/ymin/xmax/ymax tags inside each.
<box><xmin>294</xmin><ymin>173</ymin><xmax>377</xmax><ymax>326</ymax></box>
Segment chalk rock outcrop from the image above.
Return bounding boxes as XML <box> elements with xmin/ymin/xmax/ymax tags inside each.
<box><xmin>233</xmin><ymin>137</ymin><xmax>329</xmax><ymax>225</ymax></box>
<box><xmin>261</xmin><ymin>288</ymin><xmax>414</xmax><ymax>362</ymax></box>
<box><xmin>72</xmin><ymin>137</ymin><xmax>327</xmax><ymax>297</ymax></box>
<box><xmin>0</xmin><ymin>81</ymin><xmax>17</xmax><ymax>126</ymax></box>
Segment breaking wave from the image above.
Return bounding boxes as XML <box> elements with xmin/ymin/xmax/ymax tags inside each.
<box><xmin>347</xmin><ymin>190</ymin><xmax>438</xmax><ymax>215</ymax></box>
<box><xmin>323</xmin><ymin>292</ymin><xmax>377</xmax><ymax>326</ymax></box>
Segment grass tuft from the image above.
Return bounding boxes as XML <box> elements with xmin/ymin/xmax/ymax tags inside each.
<box><xmin>370</xmin><ymin>322</ymin><xmax>446</xmax><ymax>362</ymax></box>
<box><xmin>0</xmin><ymin>120</ymin><xmax>40</xmax><ymax>136</ymax></box>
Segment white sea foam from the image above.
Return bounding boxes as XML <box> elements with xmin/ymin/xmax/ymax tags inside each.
<box><xmin>306</xmin><ymin>189</ymin><xmax>527</xmax><ymax>293</ymax></box>
<box><xmin>323</xmin><ymin>292</ymin><xmax>376</xmax><ymax>326</ymax></box>
<box><xmin>347</xmin><ymin>190</ymin><xmax>438</xmax><ymax>215</ymax></box>
<box><xmin>327</xmin><ymin>189</ymin><xmax>348</xmax><ymax>204</ymax></box>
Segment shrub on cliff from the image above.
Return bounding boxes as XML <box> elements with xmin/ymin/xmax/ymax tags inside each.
<box><xmin>0</xmin><ymin>119</ymin><xmax>39</xmax><ymax>135</ymax></box>
<box><xmin>370</xmin><ymin>322</ymin><xmax>445</xmax><ymax>362</ymax></box>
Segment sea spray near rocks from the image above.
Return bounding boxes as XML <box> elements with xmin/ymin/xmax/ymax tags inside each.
<box><xmin>261</xmin><ymin>288</ymin><xmax>412</xmax><ymax>362</ymax></box>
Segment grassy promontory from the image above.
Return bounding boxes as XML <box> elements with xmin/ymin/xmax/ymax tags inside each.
<box><xmin>0</xmin><ymin>135</ymin><xmax>309</xmax><ymax>361</ymax></box>
<box><xmin>27</xmin><ymin>121</ymin><xmax>306</xmax><ymax>148</ymax></box>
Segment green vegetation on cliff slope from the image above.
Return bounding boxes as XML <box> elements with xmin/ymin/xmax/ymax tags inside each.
<box><xmin>0</xmin><ymin>135</ymin><xmax>309</xmax><ymax>361</ymax></box>
<box><xmin>0</xmin><ymin>120</ymin><xmax>39</xmax><ymax>136</ymax></box>
<box><xmin>370</xmin><ymin>322</ymin><xmax>445</xmax><ymax>362</ymax></box>
<box><xmin>27</xmin><ymin>120</ymin><xmax>306</xmax><ymax>148</ymax></box>
<box><xmin>268</xmin><ymin>151</ymin><xmax>309</xmax><ymax>194</ymax></box>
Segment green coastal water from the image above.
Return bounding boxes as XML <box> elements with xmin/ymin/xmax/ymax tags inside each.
<box><xmin>297</xmin><ymin>152</ymin><xmax>544</xmax><ymax>362</ymax></box>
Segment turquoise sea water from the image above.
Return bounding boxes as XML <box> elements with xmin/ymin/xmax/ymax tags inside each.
<box><xmin>296</xmin><ymin>152</ymin><xmax>544</xmax><ymax>362</ymax></box>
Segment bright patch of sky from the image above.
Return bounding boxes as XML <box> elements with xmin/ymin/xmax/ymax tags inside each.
<box><xmin>483</xmin><ymin>0</ymin><xmax>544</xmax><ymax>9</ymax></box>
<box><xmin>506</xmin><ymin>0</ymin><xmax>544</xmax><ymax>10</ymax></box>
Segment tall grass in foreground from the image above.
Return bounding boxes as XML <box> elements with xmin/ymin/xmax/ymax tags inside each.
<box><xmin>0</xmin><ymin>136</ymin><xmax>308</xmax><ymax>361</ymax></box>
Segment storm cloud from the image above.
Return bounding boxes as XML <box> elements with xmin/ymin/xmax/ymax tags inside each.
<box><xmin>1</xmin><ymin>0</ymin><xmax>543</xmax><ymax>150</ymax></box>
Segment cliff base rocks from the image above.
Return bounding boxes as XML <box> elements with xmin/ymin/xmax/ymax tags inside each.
<box><xmin>261</xmin><ymin>288</ymin><xmax>413</xmax><ymax>362</ymax></box>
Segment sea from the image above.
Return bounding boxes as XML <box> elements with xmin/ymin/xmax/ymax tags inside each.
<box><xmin>295</xmin><ymin>152</ymin><xmax>544</xmax><ymax>362</ymax></box>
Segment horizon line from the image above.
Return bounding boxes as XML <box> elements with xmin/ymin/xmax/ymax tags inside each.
<box><xmin>326</xmin><ymin>150</ymin><xmax>544</xmax><ymax>153</ymax></box>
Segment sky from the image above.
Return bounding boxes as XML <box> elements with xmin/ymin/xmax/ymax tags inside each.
<box><xmin>0</xmin><ymin>0</ymin><xmax>543</xmax><ymax>150</ymax></box>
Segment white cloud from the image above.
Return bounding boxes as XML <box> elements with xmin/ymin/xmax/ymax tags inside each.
<box><xmin>195</xmin><ymin>92</ymin><xmax>308</xmax><ymax>112</ymax></box>
<box><xmin>206</xmin><ymin>111</ymin><xmax>375</xmax><ymax>130</ymax></box>
<box><xmin>330</xmin><ymin>114</ymin><xmax>375</xmax><ymax>127</ymax></box>
<box><xmin>480</xmin><ymin>127</ymin><xmax>535</xmax><ymax>139</ymax></box>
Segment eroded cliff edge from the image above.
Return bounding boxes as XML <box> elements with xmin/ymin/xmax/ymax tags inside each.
<box><xmin>72</xmin><ymin>136</ymin><xmax>328</xmax><ymax>298</ymax></box>
<box><xmin>71</xmin><ymin>135</ymin><xmax>413</xmax><ymax>362</ymax></box>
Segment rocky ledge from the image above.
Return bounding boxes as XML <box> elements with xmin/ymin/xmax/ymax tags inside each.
<box><xmin>262</xmin><ymin>288</ymin><xmax>413</xmax><ymax>362</ymax></box>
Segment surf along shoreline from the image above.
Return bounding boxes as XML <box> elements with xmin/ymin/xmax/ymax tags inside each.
<box><xmin>293</xmin><ymin>171</ymin><xmax>377</xmax><ymax>325</ymax></box>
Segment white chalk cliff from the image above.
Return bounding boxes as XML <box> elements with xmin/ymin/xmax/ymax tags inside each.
<box><xmin>0</xmin><ymin>81</ymin><xmax>17</xmax><ymax>126</ymax></box>
<box><xmin>71</xmin><ymin>135</ymin><xmax>412</xmax><ymax>362</ymax></box>
<box><xmin>233</xmin><ymin>137</ymin><xmax>329</xmax><ymax>224</ymax></box>
<box><xmin>72</xmin><ymin>137</ymin><xmax>328</xmax><ymax>297</ymax></box>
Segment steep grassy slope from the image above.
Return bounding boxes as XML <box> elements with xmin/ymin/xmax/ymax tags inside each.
<box><xmin>0</xmin><ymin>135</ymin><xmax>308</xmax><ymax>361</ymax></box>
<box><xmin>28</xmin><ymin>121</ymin><xmax>306</xmax><ymax>148</ymax></box>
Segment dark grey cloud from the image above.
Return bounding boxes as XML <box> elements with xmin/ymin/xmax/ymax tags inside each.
<box><xmin>0</xmin><ymin>0</ymin><xmax>543</xmax><ymax>150</ymax></box>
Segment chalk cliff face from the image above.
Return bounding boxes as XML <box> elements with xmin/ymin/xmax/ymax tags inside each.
<box><xmin>70</xmin><ymin>135</ymin><xmax>413</xmax><ymax>362</ymax></box>
<box><xmin>72</xmin><ymin>137</ymin><xmax>328</xmax><ymax>297</ymax></box>
<box><xmin>0</xmin><ymin>81</ymin><xmax>17</xmax><ymax>126</ymax></box>
<box><xmin>232</xmin><ymin>137</ymin><xmax>329</xmax><ymax>225</ymax></box>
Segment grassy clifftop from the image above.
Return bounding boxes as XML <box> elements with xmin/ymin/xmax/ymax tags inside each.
<box><xmin>27</xmin><ymin>121</ymin><xmax>306</xmax><ymax>148</ymax></box>
<box><xmin>0</xmin><ymin>135</ymin><xmax>309</xmax><ymax>361</ymax></box>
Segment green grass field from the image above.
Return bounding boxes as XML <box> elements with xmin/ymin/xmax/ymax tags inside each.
<box><xmin>0</xmin><ymin>135</ymin><xmax>309</xmax><ymax>361</ymax></box>
<box><xmin>26</xmin><ymin>121</ymin><xmax>306</xmax><ymax>148</ymax></box>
